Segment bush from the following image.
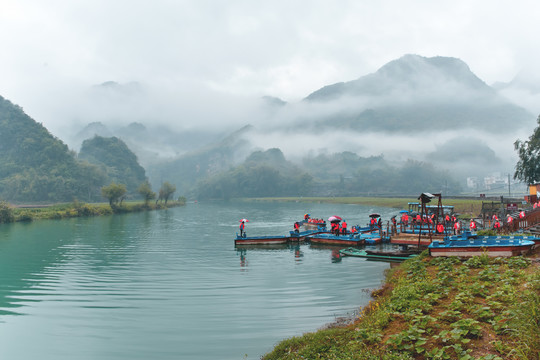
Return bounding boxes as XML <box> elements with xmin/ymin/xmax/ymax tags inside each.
<box><xmin>0</xmin><ymin>201</ymin><xmax>15</xmax><ymax>223</ymax></box>
<box><xmin>15</xmin><ymin>210</ymin><xmax>33</xmax><ymax>222</ymax></box>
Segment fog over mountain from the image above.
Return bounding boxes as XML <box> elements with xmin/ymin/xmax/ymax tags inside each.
<box><xmin>244</xmin><ymin>55</ymin><xmax>536</xmax><ymax>181</ymax></box>
<box><xmin>64</xmin><ymin>54</ymin><xmax>537</xmax><ymax>192</ymax></box>
<box><xmin>493</xmin><ymin>68</ymin><xmax>540</xmax><ymax>116</ymax></box>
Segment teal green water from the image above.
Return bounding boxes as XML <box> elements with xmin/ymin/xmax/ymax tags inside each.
<box><xmin>0</xmin><ymin>201</ymin><xmax>397</xmax><ymax>359</ymax></box>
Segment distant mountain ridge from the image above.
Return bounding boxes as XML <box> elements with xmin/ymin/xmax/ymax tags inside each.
<box><xmin>301</xmin><ymin>54</ymin><xmax>532</xmax><ymax>133</ymax></box>
<box><xmin>306</xmin><ymin>55</ymin><xmax>490</xmax><ymax>101</ymax></box>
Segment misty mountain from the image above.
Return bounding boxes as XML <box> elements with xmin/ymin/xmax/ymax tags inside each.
<box><xmin>73</xmin><ymin>120</ymin><xmax>223</xmax><ymax>168</ymax></box>
<box><xmin>493</xmin><ymin>71</ymin><xmax>540</xmax><ymax>95</ymax></box>
<box><xmin>147</xmin><ymin>125</ymin><xmax>255</xmax><ymax>195</ymax></box>
<box><xmin>426</xmin><ymin>137</ymin><xmax>501</xmax><ymax>164</ymax></box>
<box><xmin>302</xmin><ymin>152</ymin><xmax>385</xmax><ymax>182</ymax></box>
<box><xmin>195</xmin><ymin>147</ymin><xmax>461</xmax><ymax>199</ymax></box>
<box><xmin>196</xmin><ymin>148</ymin><xmax>313</xmax><ymax>199</ymax></box>
<box><xmin>79</xmin><ymin>135</ymin><xmax>147</xmax><ymax>195</ymax></box>
<box><xmin>75</xmin><ymin>121</ymin><xmax>114</xmax><ymax>140</ymax></box>
<box><xmin>0</xmin><ymin>95</ymin><xmax>106</xmax><ymax>202</ymax></box>
<box><xmin>492</xmin><ymin>70</ymin><xmax>540</xmax><ymax>116</ymax></box>
<box><xmin>261</xmin><ymin>96</ymin><xmax>287</xmax><ymax>107</ymax></box>
<box><xmin>302</xmin><ymin>54</ymin><xmax>532</xmax><ymax>133</ymax></box>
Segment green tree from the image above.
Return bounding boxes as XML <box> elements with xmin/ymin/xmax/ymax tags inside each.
<box><xmin>101</xmin><ymin>182</ymin><xmax>127</xmax><ymax>206</ymax></box>
<box><xmin>158</xmin><ymin>182</ymin><xmax>176</xmax><ymax>204</ymax></box>
<box><xmin>0</xmin><ymin>200</ymin><xmax>14</xmax><ymax>223</ymax></box>
<box><xmin>514</xmin><ymin>115</ymin><xmax>540</xmax><ymax>184</ymax></box>
<box><xmin>137</xmin><ymin>180</ymin><xmax>156</xmax><ymax>205</ymax></box>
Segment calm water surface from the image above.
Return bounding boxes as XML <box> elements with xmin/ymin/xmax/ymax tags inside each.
<box><xmin>0</xmin><ymin>201</ymin><xmax>399</xmax><ymax>359</ymax></box>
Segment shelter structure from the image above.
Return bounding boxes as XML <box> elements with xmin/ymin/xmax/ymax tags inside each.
<box><xmin>417</xmin><ymin>192</ymin><xmax>443</xmax><ymax>246</ymax></box>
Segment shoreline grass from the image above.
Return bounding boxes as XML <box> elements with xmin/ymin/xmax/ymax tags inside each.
<box><xmin>262</xmin><ymin>252</ymin><xmax>540</xmax><ymax>359</ymax></box>
<box><xmin>0</xmin><ymin>199</ymin><xmax>185</xmax><ymax>224</ymax></box>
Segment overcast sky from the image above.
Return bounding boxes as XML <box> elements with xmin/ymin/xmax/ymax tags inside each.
<box><xmin>1</xmin><ymin>0</ymin><xmax>539</xmax><ymax>134</ymax></box>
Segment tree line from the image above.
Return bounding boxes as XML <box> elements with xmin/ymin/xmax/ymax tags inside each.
<box><xmin>101</xmin><ymin>181</ymin><xmax>177</xmax><ymax>207</ymax></box>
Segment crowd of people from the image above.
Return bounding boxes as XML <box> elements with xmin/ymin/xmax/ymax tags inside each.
<box><xmin>277</xmin><ymin>207</ymin><xmax>533</xmax><ymax>239</ymax></box>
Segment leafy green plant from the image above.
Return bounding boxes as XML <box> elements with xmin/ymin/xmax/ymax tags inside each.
<box><xmin>0</xmin><ymin>200</ymin><xmax>14</xmax><ymax>223</ymax></box>
<box><xmin>386</xmin><ymin>325</ymin><xmax>428</xmax><ymax>354</ymax></box>
<box><xmin>464</xmin><ymin>254</ymin><xmax>490</xmax><ymax>268</ymax></box>
<box><xmin>470</xmin><ymin>304</ymin><xmax>495</xmax><ymax>322</ymax></box>
<box><xmin>439</xmin><ymin>310</ymin><xmax>462</xmax><ymax>323</ymax></box>
<box><xmin>506</xmin><ymin>256</ymin><xmax>530</xmax><ymax>269</ymax></box>
<box><xmin>451</xmin><ymin>318</ymin><xmax>483</xmax><ymax>338</ymax></box>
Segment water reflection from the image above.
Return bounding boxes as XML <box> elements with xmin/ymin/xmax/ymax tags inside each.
<box><xmin>293</xmin><ymin>244</ymin><xmax>303</xmax><ymax>261</ymax></box>
<box><xmin>237</xmin><ymin>248</ymin><xmax>248</xmax><ymax>268</ymax></box>
<box><xmin>331</xmin><ymin>249</ymin><xmax>342</xmax><ymax>263</ymax></box>
<box><xmin>235</xmin><ymin>243</ymin><xmax>307</xmax><ymax>267</ymax></box>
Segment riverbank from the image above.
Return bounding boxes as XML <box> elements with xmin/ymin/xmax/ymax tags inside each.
<box><xmin>0</xmin><ymin>199</ymin><xmax>186</xmax><ymax>223</ymax></box>
<box><xmin>245</xmin><ymin>196</ymin><xmax>486</xmax><ymax>217</ymax></box>
<box><xmin>262</xmin><ymin>251</ymin><xmax>539</xmax><ymax>359</ymax></box>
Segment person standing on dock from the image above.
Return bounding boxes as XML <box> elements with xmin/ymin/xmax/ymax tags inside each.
<box><xmin>341</xmin><ymin>220</ymin><xmax>348</xmax><ymax>235</ymax></box>
<box><xmin>453</xmin><ymin>220</ymin><xmax>461</xmax><ymax>235</ymax></box>
<box><xmin>332</xmin><ymin>222</ymin><xmax>340</xmax><ymax>236</ymax></box>
<box><xmin>469</xmin><ymin>219</ymin><xmax>477</xmax><ymax>231</ymax></box>
<box><xmin>239</xmin><ymin>220</ymin><xmax>246</xmax><ymax>237</ymax></box>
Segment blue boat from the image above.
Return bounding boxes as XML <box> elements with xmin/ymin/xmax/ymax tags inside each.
<box><xmin>428</xmin><ymin>231</ymin><xmax>536</xmax><ymax>257</ymax></box>
<box><xmin>308</xmin><ymin>232</ymin><xmax>367</xmax><ymax>246</ymax></box>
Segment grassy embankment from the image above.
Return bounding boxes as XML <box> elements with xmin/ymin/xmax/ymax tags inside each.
<box><xmin>248</xmin><ymin>197</ymin><xmax>485</xmax><ymax>218</ymax></box>
<box><xmin>0</xmin><ymin>200</ymin><xmax>185</xmax><ymax>223</ymax></box>
<box><xmin>263</xmin><ymin>252</ymin><xmax>540</xmax><ymax>360</ymax></box>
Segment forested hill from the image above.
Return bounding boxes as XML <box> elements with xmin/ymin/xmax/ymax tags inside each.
<box><xmin>79</xmin><ymin>135</ymin><xmax>147</xmax><ymax>194</ymax></box>
<box><xmin>0</xmin><ymin>96</ymin><xmax>106</xmax><ymax>202</ymax></box>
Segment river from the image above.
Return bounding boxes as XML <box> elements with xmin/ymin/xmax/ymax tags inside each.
<box><xmin>0</xmin><ymin>200</ymin><xmax>399</xmax><ymax>359</ymax></box>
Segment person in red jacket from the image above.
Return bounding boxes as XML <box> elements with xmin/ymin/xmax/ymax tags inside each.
<box><xmin>436</xmin><ymin>223</ymin><xmax>445</xmax><ymax>234</ymax></box>
<box><xmin>341</xmin><ymin>220</ymin><xmax>347</xmax><ymax>235</ymax></box>
<box><xmin>331</xmin><ymin>222</ymin><xmax>340</xmax><ymax>235</ymax></box>
<box><xmin>239</xmin><ymin>221</ymin><xmax>246</xmax><ymax>237</ymax></box>
<box><xmin>469</xmin><ymin>219</ymin><xmax>477</xmax><ymax>231</ymax></box>
<box><xmin>453</xmin><ymin>221</ymin><xmax>461</xmax><ymax>235</ymax></box>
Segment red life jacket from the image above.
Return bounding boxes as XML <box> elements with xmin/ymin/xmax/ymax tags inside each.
<box><xmin>470</xmin><ymin>221</ymin><xmax>476</xmax><ymax>229</ymax></box>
